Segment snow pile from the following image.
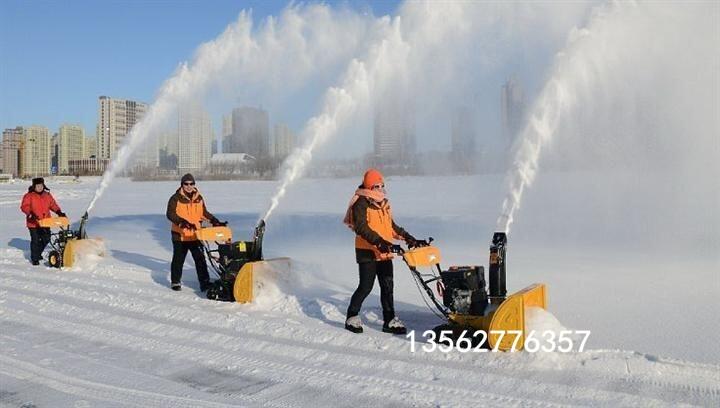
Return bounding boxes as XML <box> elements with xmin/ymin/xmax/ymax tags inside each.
<box><xmin>525</xmin><ymin>306</ymin><xmax>567</xmax><ymax>335</ymax></box>
<box><xmin>67</xmin><ymin>238</ymin><xmax>106</xmax><ymax>271</ymax></box>
<box><xmin>248</xmin><ymin>258</ymin><xmax>302</xmax><ymax>314</ymax></box>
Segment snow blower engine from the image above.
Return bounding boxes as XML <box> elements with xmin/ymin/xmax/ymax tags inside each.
<box><xmin>200</xmin><ymin>220</ymin><xmax>265</xmax><ymax>302</ymax></box>
<box><xmin>401</xmin><ymin>232</ymin><xmax>547</xmax><ymax>351</ymax></box>
<box><xmin>38</xmin><ymin>212</ymin><xmax>92</xmax><ymax>268</ymax></box>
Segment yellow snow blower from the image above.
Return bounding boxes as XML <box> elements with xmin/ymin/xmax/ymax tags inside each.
<box><xmin>199</xmin><ymin>219</ymin><xmax>290</xmax><ymax>303</ymax></box>
<box><xmin>399</xmin><ymin>232</ymin><xmax>546</xmax><ymax>351</ymax></box>
<box><xmin>38</xmin><ymin>213</ymin><xmax>103</xmax><ymax>268</ymax></box>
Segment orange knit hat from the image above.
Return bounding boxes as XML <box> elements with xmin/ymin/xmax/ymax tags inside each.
<box><xmin>362</xmin><ymin>168</ymin><xmax>384</xmax><ymax>189</ymax></box>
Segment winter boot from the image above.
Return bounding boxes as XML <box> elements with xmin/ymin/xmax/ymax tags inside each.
<box><xmin>382</xmin><ymin>317</ymin><xmax>407</xmax><ymax>335</ymax></box>
<box><xmin>345</xmin><ymin>315</ymin><xmax>363</xmax><ymax>334</ymax></box>
<box><xmin>171</xmin><ymin>283</ymin><xmax>182</xmax><ymax>291</ymax></box>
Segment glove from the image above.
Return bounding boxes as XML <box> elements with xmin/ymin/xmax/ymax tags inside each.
<box><xmin>405</xmin><ymin>235</ymin><xmax>418</xmax><ymax>248</ymax></box>
<box><xmin>377</xmin><ymin>241</ymin><xmax>404</xmax><ymax>255</ymax></box>
<box><xmin>56</xmin><ymin>211</ymin><xmax>67</xmax><ymax>218</ymax></box>
<box><xmin>179</xmin><ymin>219</ymin><xmax>196</xmax><ymax>230</ymax></box>
<box><xmin>211</xmin><ymin>218</ymin><xmax>228</xmax><ymax>227</ymax></box>
<box><xmin>377</xmin><ymin>240</ymin><xmax>394</xmax><ymax>253</ymax></box>
<box><xmin>27</xmin><ymin>213</ymin><xmax>38</xmax><ymax>221</ymax></box>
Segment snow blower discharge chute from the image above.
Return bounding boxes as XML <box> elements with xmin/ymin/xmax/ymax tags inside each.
<box><xmin>198</xmin><ymin>219</ymin><xmax>289</xmax><ymax>303</ymax></box>
<box><xmin>38</xmin><ymin>212</ymin><xmax>104</xmax><ymax>268</ymax></box>
<box><xmin>400</xmin><ymin>232</ymin><xmax>547</xmax><ymax>351</ymax></box>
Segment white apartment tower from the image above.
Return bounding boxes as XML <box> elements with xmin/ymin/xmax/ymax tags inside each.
<box><xmin>97</xmin><ymin>96</ymin><xmax>148</xmax><ymax>160</ymax></box>
<box><xmin>22</xmin><ymin>125</ymin><xmax>51</xmax><ymax>177</ymax></box>
<box><xmin>273</xmin><ymin>124</ymin><xmax>294</xmax><ymax>158</ymax></box>
<box><xmin>178</xmin><ymin>105</ymin><xmax>213</xmax><ymax>172</ymax></box>
<box><xmin>58</xmin><ymin>124</ymin><xmax>85</xmax><ymax>174</ymax></box>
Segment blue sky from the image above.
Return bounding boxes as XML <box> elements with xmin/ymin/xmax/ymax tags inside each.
<box><xmin>0</xmin><ymin>0</ymin><xmax>400</xmax><ymax>135</ymax></box>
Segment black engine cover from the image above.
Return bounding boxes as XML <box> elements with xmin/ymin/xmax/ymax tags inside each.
<box><xmin>440</xmin><ymin>266</ymin><xmax>488</xmax><ymax>315</ymax></box>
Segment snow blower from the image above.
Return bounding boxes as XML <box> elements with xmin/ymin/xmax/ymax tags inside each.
<box><xmin>400</xmin><ymin>232</ymin><xmax>547</xmax><ymax>351</ymax></box>
<box><xmin>38</xmin><ymin>212</ymin><xmax>104</xmax><ymax>268</ymax></box>
<box><xmin>200</xmin><ymin>219</ymin><xmax>290</xmax><ymax>302</ymax></box>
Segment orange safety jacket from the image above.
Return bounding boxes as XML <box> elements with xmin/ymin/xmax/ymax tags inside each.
<box><xmin>349</xmin><ymin>192</ymin><xmax>411</xmax><ymax>263</ymax></box>
<box><xmin>166</xmin><ymin>187</ymin><xmax>216</xmax><ymax>241</ymax></box>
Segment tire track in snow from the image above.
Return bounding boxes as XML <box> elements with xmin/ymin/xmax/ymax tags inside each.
<box><xmin>3</xmin><ymin>266</ymin><xmax>719</xmax><ymax>406</ymax></box>
<box><xmin>5</xmin><ymin>287</ymin><xmax>714</xmax><ymax>408</ymax></box>
<box><xmin>1</xmin><ymin>292</ymin><xmax>573</xmax><ymax>408</ymax></box>
<box><xmin>0</xmin><ymin>354</ymin><xmax>256</xmax><ymax>408</ymax></box>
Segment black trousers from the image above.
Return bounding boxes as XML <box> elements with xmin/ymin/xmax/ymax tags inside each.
<box><xmin>170</xmin><ymin>240</ymin><xmax>210</xmax><ymax>288</ymax></box>
<box><xmin>346</xmin><ymin>260</ymin><xmax>395</xmax><ymax>322</ymax></box>
<box><xmin>29</xmin><ymin>227</ymin><xmax>51</xmax><ymax>263</ymax></box>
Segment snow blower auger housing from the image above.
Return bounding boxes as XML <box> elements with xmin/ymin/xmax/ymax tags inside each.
<box><xmin>201</xmin><ymin>219</ymin><xmax>288</xmax><ymax>303</ymax></box>
<box><xmin>401</xmin><ymin>232</ymin><xmax>547</xmax><ymax>351</ymax></box>
<box><xmin>38</xmin><ymin>214</ymin><xmax>89</xmax><ymax>268</ymax></box>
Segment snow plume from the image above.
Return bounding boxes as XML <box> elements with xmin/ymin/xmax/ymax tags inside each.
<box><xmin>262</xmin><ymin>1</ymin><xmax>587</xmax><ymax>220</ymax></box>
<box><xmin>84</xmin><ymin>5</ymin><xmax>373</xmax><ymax>215</ymax></box>
<box><xmin>262</xmin><ymin>18</ymin><xmax>409</xmax><ymax>221</ymax></box>
<box><xmin>497</xmin><ymin>1</ymin><xmax>719</xmax><ymax>235</ymax></box>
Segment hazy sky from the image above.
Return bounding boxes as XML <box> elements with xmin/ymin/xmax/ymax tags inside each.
<box><xmin>0</xmin><ymin>0</ymin><xmax>400</xmax><ymax>135</ymax></box>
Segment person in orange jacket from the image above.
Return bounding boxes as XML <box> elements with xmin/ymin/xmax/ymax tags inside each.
<box><xmin>20</xmin><ymin>178</ymin><xmax>66</xmax><ymax>265</ymax></box>
<box><xmin>166</xmin><ymin>173</ymin><xmax>225</xmax><ymax>292</ymax></box>
<box><xmin>343</xmin><ymin>169</ymin><xmax>420</xmax><ymax>334</ymax></box>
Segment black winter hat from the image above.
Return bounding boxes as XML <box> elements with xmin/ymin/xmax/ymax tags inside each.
<box><xmin>29</xmin><ymin>177</ymin><xmax>49</xmax><ymax>192</ymax></box>
<box><xmin>180</xmin><ymin>173</ymin><xmax>195</xmax><ymax>184</ymax></box>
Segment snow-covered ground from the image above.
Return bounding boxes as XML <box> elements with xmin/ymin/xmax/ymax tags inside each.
<box><xmin>1</xmin><ymin>175</ymin><xmax>718</xmax><ymax>407</ymax></box>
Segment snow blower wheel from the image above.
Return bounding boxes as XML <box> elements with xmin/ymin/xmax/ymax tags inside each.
<box><xmin>48</xmin><ymin>250</ymin><xmax>62</xmax><ymax>268</ymax></box>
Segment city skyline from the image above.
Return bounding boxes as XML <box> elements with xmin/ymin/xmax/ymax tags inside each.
<box><xmin>0</xmin><ymin>1</ymin><xmax>400</xmax><ymax>136</ymax></box>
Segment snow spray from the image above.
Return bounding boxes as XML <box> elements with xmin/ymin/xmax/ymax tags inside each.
<box><xmin>261</xmin><ymin>20</ymin><xmax>411</xmax><ymax>222</ymax></box>
<box><xmin>82</xmin><ymin>6</ymin><xmax>371</xmax><ymax>217</ymax></box>
<box><xmin>495</xmin><ymin>3</ymin><xmax>634</xmax><ymax>234</ymax></box>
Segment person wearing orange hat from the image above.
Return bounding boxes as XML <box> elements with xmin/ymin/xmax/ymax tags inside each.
<box><xmin>342</xmin><ymin>168</ymin><xmax>420</xmax><ymax>334</ymax></box>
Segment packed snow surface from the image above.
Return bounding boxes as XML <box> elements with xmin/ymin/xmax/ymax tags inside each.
<box><xmin>1</xmin><ymin>176</ymin><xmax>718</xmax><ymax>407</ymax></box>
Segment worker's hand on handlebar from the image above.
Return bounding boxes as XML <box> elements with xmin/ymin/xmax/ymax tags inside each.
<box><xmin>179</xmin><ymin>219</ymin><xmax>196</xmax><ymax>230</ymax></box>
<box><xmin>211</xmin><ymin>219</ymin><xmax>228</xmax><ymax>227</ymax></box>
<box><xmin>406</xmin><ymin>235</ymin><xmax>430</xmax><ymax>248</ymax></box>
<box><xmin>56</xmin><ymin>211</ymin><xmax>67</xmax><ymax>218</ymax></box>
<box><xmin>378</xmin><ymin>241</ymin><xmax>405</xmax><ymax>255</ymax></box>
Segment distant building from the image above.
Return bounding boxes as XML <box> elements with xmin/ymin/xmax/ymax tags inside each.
<box><xmin>224</xmin><ymin>107</ymin><xmax>270</xmax><ymax>159</ymax></box>
<box><xmin>22</xmin><ymin>126</ymin><xmax>51</xmax><ymax>177</ymax></box>
<box><xmin>97</xmin><ymin>96</ymin><xmax>148</xmax><ymax>160</ymax></box>
<box><xmin>501</xmin><ymin>78</ymin><xmax>526</xmax><ymax>143</ymax></box>
<box><xmin>68</xmin><ymin>158</ymin><xmax>109</xmax><ymax>175</ymax></box>
<box><xmin>273</xmin><ymin>124</ymin><xmax>294</xmax><ymax>159</ymax></box>
<box><xmin>1</xmin><ymin>127</ymin><xmax>24</xmax><ymax>177</ymax></box>
<box><xmin>84</xmin><ymin>135</ymin><xmax>97</xmax><ymax>158</ymax></box>
<box><xmin>373</xmin><ymin>99</ymin><xmax>415</xmax><ymax>165</ymax></box>
<box><xmin>209</xmin><ymin>153</ymin><xmax>253</xmax><ymax>175</ymax></box>
<box><xmin>58</xmin><ymin>124</ymin><xmax>85</xmax><ymax>174</ymax></box>
<box><xmin>51</xmin><ymin>132</ymin><xmax>59</xmax><ymax>174</ymax></box>
<box><xmin>178</xmin><ymin>105</ymin><xmax>213</xmax><ymax>172</ymax></box>
<box><xmin>158</xmin><ymin>130</ymin><xmax>179</xmax><ymax>170</ymax></box>
<box><xmin>451</xmin><ymin>106</ymin><xmax>476</xmax><ymax>173</ymax></box>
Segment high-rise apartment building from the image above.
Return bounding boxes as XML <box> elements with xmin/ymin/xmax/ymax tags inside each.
<box><xmin>84</xmin><ymin>135</ymin><xmax>97</xmax><ymax>158</ymax></box>
<box><xmin>97</xmin><ymin>96</ymin><xmax>148</xmax><ymax>160</ymax></box>
<box><xmin>273</xmin><ymin>124</ymin><xmax>294</xmax><ymax>159</ymax></box>
<box><xmin>22</xmin><ymin>125</ymin><xmax>51</xmax><ymax>177</ymax></box>
<box><xmin>1</xmin><ymin>127</ymin><xmax>24</xmax><ymax>177</ymax></box>
<box><xmin>58</xmin><ymin>124</ymin><xmax>85</xmax><ymax>174</ymax></box>
<box><xmin>373</xmin><ymin>101</ymin><xmax>415</xmax><ymax>165</ymax></box>
<box><xmin>501</xmin><ymin>78</ymin><xmax>526</xmax><ymax>143</ymax></box>
<box><xmin>225</xmin><ymin>107</ymin><xmax>269</xmax><ymax>159</ymax></box>
<box><xmin>178</xmin><ymin>105</ymin><xmax>213</xmax><ymax>172</ymax></box>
